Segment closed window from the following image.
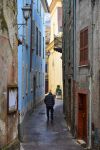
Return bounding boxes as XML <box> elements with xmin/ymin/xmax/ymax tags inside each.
<box><xmin>80</xmin><ymin>27</ymin><xmax>88</xmax><ymax>65</ymax></box>
<box><xmin>26</xmin><ymin>64</ymin><xmax>28</xmax><ymax>94</ymax></box>
<box><xmin>39</xmin><ymin>31</ymin><xmax>41</xmax><ymax>57</ymax></box>
<box><xmin>22</xmin><ymin>64</ymin><xmax>25</xmax><ymax>98</ymax></box>
<box><xmin>43</xmin><ymin>37</ymin><xmax>44</xmax><ymax>58</ymax></box>
<box><xmin>36</xmin><ymin>27</ymin><xmax>38</xmax><ymax>55</ymax></box>
<box><xmin>57</xmin><ymin>7</ymin><xmax>62</xmax><ymax>32</ymax></box>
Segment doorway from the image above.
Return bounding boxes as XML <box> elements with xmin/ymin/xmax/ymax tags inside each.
<box><xmin>33</xmin><ymin>76</ymin><xmax>36</xmax><ymax>108</ymax></box>
<box><xmin>78</xmin><ymin>94</ymin><xmax>87</xmax><ymax>142</ymax></box>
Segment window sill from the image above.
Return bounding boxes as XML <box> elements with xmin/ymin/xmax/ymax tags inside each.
<box><xmin>78</xmin><ymin>64</ymin><xmax>89</xmax><ymax>68</ymax></box>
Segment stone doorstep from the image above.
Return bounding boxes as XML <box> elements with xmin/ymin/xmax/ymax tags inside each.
<box><xmin>77</xmin><ymin>139</ymin><xmax>87</xmax><ymax>149</ymax></box>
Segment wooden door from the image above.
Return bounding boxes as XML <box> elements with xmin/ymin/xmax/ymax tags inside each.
<box><xmin>78</xmin><ymin>94</ymin><xmax>87</xmax><ymax>141</ymax></box>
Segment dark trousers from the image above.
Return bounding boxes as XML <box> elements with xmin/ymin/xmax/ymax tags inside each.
<box><xmin>46</xmin><ymin>106</ymin><xmax>54</xmax><ymax>121</ymax></box>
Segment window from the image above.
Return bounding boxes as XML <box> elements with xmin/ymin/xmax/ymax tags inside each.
<box><xmin>22</xmin><ymin>64</ymin><xmax>25</xmax><ymax>98</ymax></box>
<box><xmin>57</xmin><ymin>7</ymin><xmax>62</xmax><ymax>32</ymax></box>
<box><xmin>32</xmin><ymin>20</ymin><xmax>35</xmax><ymax>51</ymax></box>
<box><xmin>40</xmin><ymin>2</ymin><xmax>41</xmax><ymax>16</ymax></box>
<box><xmin>43</xmin><ymin>11</ymin><xmax>44</xmax><ymax>24</ymax></box>
<box><xmin>80</xmin><ymin>27</ymin><xmax>88</xmax><ymax>65</ymax></box>
<box><xmin>30</xmin><ymin>71</ymin><xmax>33</xmax><ymax>92</ymax></box>
<box><xmin>45</xmin><ymin>64</ymin><xmax>48</xmax><ymax>73</ymax></box>
<box><xmin>36</xmin><ymin>71</ymin><xmax>38</xmax><ymax>87</ymax></box>
<box><xmin>36</xmin><ymin>27</ymin><xmax>38</xmax><ymax>55</ymax></box>
<box><xmin>39</xmin><ymin>72</ymin><xmax>40</xmax><ymax>87</ymax></box>
<box><xmin>39</xmin><ymin>31</ymin><xmax>41</xmax><ymax>57</ymax></box>
<box><xmin>26</xmin><ymin>64</ymin><xmax>28</xmax><ymax>94</ymax></box>
<box><xmin>43</xmin><ymin>37</ymin><xmax>44</xmax><ymax>58</ymax></box>
<box><xmin>43</xmin><ymin>73</ymin><xmax>44</xmax><ymax>86</ymax></box>
<box><xmin>37</xmin><ymin>0</ymin><xmax>39</xmax><ymax>12</ymax></box>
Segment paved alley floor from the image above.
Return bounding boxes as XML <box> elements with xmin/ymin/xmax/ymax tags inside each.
<box><xmin>20</xmin><ymin>100</ymin><xmax>83</xmax><ymax>150</ymax></box>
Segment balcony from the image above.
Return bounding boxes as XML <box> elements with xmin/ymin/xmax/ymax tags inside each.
<box><xmin>54</xmin><ymin>34</ymin><xmax>62</xmax><ymax>53</ymax></box>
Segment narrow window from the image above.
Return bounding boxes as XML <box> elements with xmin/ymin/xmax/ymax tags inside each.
<box><xmin>36</xmin><ymin>27</ymin><xmax>38</xmax><ymax>55</ymax></box>
<box><xmin>37</xmin><ymin>0</ymin><xmax>39</xmax><ymax>12</ymax></box>
<box><xmin>40</xmin><ymin>2</ymin><xmax>41</xmax><ymax>16</ymax></box>
<box><xmin>57</xmin><ymin>7</ymin><xmax>62</xmax><ymax>32</ymax></box>
<box><xmin>39</xmin><ymin>72</ymin><xmax>40</xmax><ymax>87</ymax></box>
<box><xmin>30</xmin><ymin>71</ymin><xmax>33</xmax><ymax>92</ymax></box>
<box><xmin>26</xmin><ymin>64</ymin><xmax>28</xmax><ymax>94</ymax></box>
<box><xmin>45</xmin><ymin>64</ymin><xmax>48</xmax><ymax>73</ymax></box>
<box><xmin>43</xmin><ymin>37</ymin><xmax>44</xmax><ymax>59</ymax></box>
<box><xmin>22</xmin><ymin>64</ymin><xmax>24</xmax><ymax>98</ymax></box>
<box><xmin>80</xmin><ymin>27</ymin><xmax>88</xmax><ymax>65</ymax></box>
<box><xmin>36</xmin><ymin>71</ymin><xmax>38</xmax><ymax>87</ymax></box>
<box><xmin>39</xmin><ymin>31</ymin><xmax>41</xmax><ymax>56</ymax></box>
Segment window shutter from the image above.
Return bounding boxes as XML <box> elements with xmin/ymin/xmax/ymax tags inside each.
<box><xmin>57</xmin><ymin>7</ymin><xmax>62</xmax><ymax>32</ymax></box>
<box><xmin>32</xmin><ymin>20</ymin><xmax>35</xmax><ymax>51</ymax></box>
<box><xmin>80</xmin><ymin>27</ymin><xmax>88</xmax><ymax>65</ymax></box>
<box><xmin>36</xmin><ymin>27</ymin><xmax>38</xmax><ymax>55</ymax></box>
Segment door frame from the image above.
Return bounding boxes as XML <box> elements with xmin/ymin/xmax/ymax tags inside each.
<box><xmin>77</xmin><ymin>93</ymin><xmax>87</xmax><ymax>142</ymax></box>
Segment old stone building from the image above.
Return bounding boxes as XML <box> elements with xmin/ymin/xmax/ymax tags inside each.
<box><xmin>62</xmin><ymin>0</ymin><xmax>76</xmax><ymax>135</ymax></box>
<box><xmin>45</xmin><ymin>22</ymin><xmax>50</xmax><ymax>93</ymax></box>
<box><xmin>63</xmin><ymin>0</ymin><xmax>100</xmax><ymax>148</ymax></box>
<box><xmin>0</xmin><ymin>0</ymin><xmax>18</xmax><ymax>148</ymax></box>
<box><xmin>75</xmin><ymin>0</ymin><xmax>100</xmax><ymax>147</ymax></box>
<box><xmin>47</xmin><ymin>0</ymin><xmax>63</xmax><ymax>95</ymax></box>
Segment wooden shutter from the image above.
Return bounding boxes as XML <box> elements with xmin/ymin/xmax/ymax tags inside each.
<box><xmin>57</xmin><ymin>7</ymin><xmax>62</xmax><ymax>32</ymax></box>
<box><xmin>32</xmin><ymin>20</ymin><xmax>35</xmax><ymax>51</ymax></box>
<box><xmin>80</xmin><ymin>27</ymin><xmax>88</xmax><ymax>65</ymax></box>
<box><xmin>36</xmin><ymin>27</ymin><xmax>38</xmax><ymax>55</ymax></box>
<box><xmin>39</xmin><ymin>31</ymin><xmax>41</xmax><ymax>57</ymax></box>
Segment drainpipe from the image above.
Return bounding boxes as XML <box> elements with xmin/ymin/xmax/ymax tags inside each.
<box><xmin>30</xmin><ymin>0</ymin><xmax>33</xmax><ymax>71</ymax></box>
<box><xmin>72</xmin><ymin>0</ymin><xmax>76</xmax><ymax>136</ymax></box>
<box><xmin>88</xmin><ymin>0</ymin><xmax>94</xmax><ymax>148</ymax></box>
<box><xmin>89</xmin><ymin>71</ymin><xmax>92</xmax><ymax>149</ymax></box>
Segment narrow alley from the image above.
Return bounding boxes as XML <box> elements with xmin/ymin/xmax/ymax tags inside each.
<box><xmin>20</xmin><ymin>100</ymin><xmax>83</xmax><ymax>150</ymax></box>
<box><xmin>1</xmin><ymin>0</ymin><xmax>100</xmax><ymax>149</ymax></box>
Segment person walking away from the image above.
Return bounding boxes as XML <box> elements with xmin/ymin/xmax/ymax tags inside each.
<box><xmin>44</xmin><ymin>91</ymin><xmax>55</xmax><ymax>123</ymax></box>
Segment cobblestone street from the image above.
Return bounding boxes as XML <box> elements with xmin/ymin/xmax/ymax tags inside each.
<box><xmin>20</xmin><ymin>100</ymin><xmax>83</xmax><ymax>150</ymax></box>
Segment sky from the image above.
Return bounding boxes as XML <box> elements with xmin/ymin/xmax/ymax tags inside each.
<box><xmin>45</xmin><ymin>0</ymin><xmax>52</xmax><ymax>25</ymax></box>
<box><xmin>47</xmin><ymin>0</ymin><xmax>52</xmax><ymax>6</ymax></box>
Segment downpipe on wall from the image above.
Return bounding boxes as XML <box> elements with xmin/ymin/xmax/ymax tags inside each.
<box><xmin>88</xmin><ymin>1</ymin><xmax>95</xmax><ymax>149</ymax></box>
<box><xmin>88</xmin><ymin>71</ymin><xmax>92</xmax><ymax>149</ymax></box>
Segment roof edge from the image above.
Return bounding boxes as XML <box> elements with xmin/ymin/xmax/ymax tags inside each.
<box><xmin>41</xmin><ymin>0</ymin><xmax>49</xmax><ymax>13</ymax></box>
<box><xmin>49</xmin><ymin>0</ymin><xmax>61</xmax><ymax>12</ymax></box>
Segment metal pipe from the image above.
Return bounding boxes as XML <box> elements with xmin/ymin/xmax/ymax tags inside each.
<box><xmin>72</xmin><ymin>0</ymin><xmax>76</xmax><ymax>136</ymax></box>
<box><xmin>89</xmin><ymin>74</ymin><xmax>92</xmax><ymax>148</ymax></box>
<box><xmin>88</xmin><ymin>1</ymin><xmax>94</xmax><ymax>148</ymax></box>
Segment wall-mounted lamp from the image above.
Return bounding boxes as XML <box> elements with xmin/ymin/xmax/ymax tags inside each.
<box><xmin>22</xmin><ymin>3</ymin><xmax>32</xmax><ymax>47</ymax></box>
<box><xmin>22</xmin><ymin>3</ymin><xmax>32</xmax><ymax>24</ymax></box>
<box><xmin>18</xmin><ymin>3</ymin><xmax>31</xmax><ymax>29</ymax></box>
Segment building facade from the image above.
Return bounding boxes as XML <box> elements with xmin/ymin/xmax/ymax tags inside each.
<box><xmin>45</xmin><ymin>23</ymin><xmax>50</xmax><ymax>93</ymax></box>
<box><xmin>63</xmin><ymin>0</ymin><xmax>100</xmax><ymax>148</ymax></box>
<box><xmin>75</xmin><ymin>0</ymin><xmax>100</xmax><ymax>147</ymax></box>
<box><xmin>47</xmin><ymin>0</ymin><xmax>63</xmax><ymax>95</ymax></box>
<box><xmin>17</xmin><ymin>0</ymin><xmax>49</xmax><ymax>141</ymax></box>
<box><xmin>0</xmin><ymin>0</ymin><xmax>18</xmax><ymax>148</ymax></box>
<box><xmin>62</xmin><ymin>0</ymin><xmax>76</xmax><ymax>135</ymax></box>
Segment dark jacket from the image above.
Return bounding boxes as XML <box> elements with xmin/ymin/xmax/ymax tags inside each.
<box><xmin>44</xmin><ymin>92</ymin><xmax>55</xmax><ymax>107</ymax></box>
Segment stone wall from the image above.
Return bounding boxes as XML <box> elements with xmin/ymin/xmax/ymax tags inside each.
<box><xmin>76</xmin><ymin>0</ymin><xmax>100</xmax><ymax>145</ymax></box>
<box><xmin>0</xmin><ymin>0</ymin><xmax>18</xmax><ymax>148</ymax></box>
